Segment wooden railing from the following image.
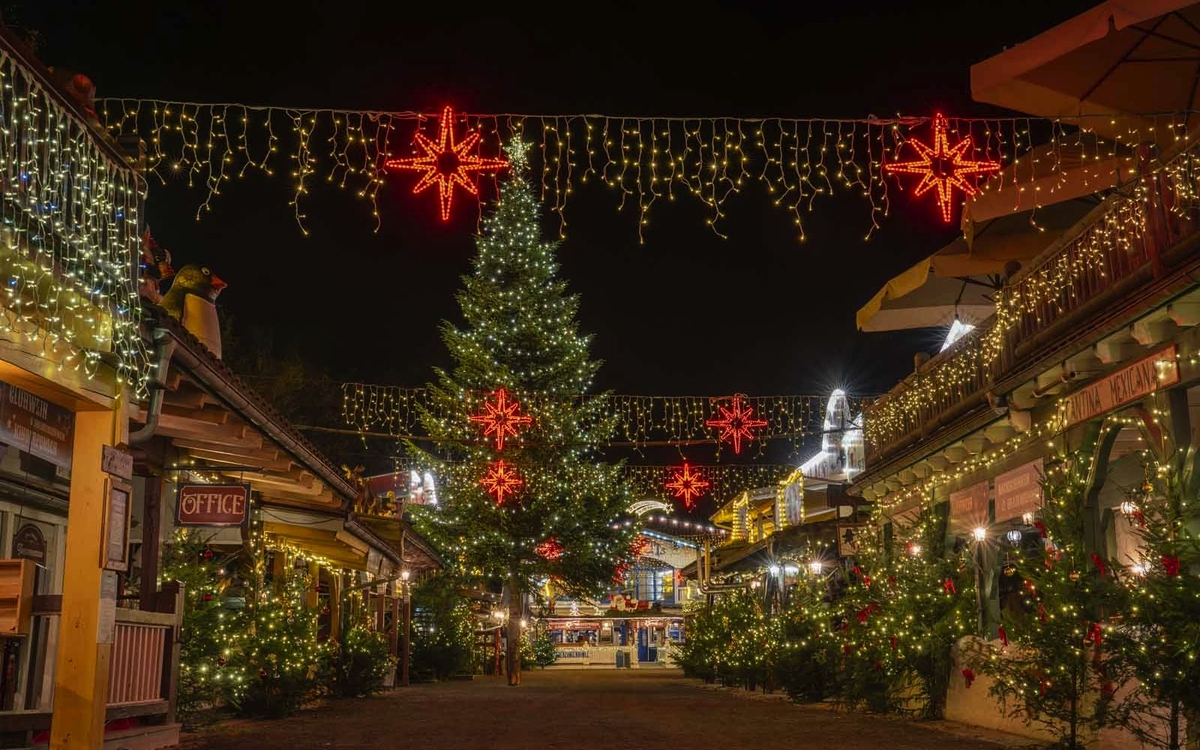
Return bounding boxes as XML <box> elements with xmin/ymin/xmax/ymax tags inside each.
<box><xmin>864</xmin><ymin>142</ymin><xmax>1200</xmax><ymax>463</ymax></box>
<box><xmin>107</xmin><ymin>611</ymin><xmax>173</xmax><ymax>706</ymax></box>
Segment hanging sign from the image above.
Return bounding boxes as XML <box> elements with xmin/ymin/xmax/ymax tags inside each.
<box><xmin>0</xmin><ymin>382</ymin><xmax>75</xmax><ymax>470</ymax></box>
<box><xmin>1063</xmin><ymin>345</ymin><xmax>1179</xmax><ymax>427</ymax></box>
<box><xmin>949</xmin><ymin>481</ymin><xmax>989</xmax><ymax>529</ymax></box>
<box><xmin>994</xmin><ymin>459</ymin><xmax>1044</xmax><ymax>521</ymax></box>
<box><xmin>101</xmin><ymin>444</ymin><xmax>133</xmax><ymax>480</ymax></box>
<box><xmin>12</xmin><ymin>523</ymin><xmax>46</xmax><ymax>562</ymax></box>
<box><xmin>176</xmin><ymin>483</ymin><xmax>250</xmax><ymax>527</ymax></box>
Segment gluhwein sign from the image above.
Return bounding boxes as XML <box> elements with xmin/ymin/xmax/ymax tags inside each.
<box><xmin>177</xmin><ymin>483</ymin><xmax>250</xmax><ymax>527</ymax></box>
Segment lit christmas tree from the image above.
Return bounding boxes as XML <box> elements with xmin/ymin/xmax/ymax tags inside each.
<box><xmin>411</xmin><ymin>141</ymin><xmax>635</xmax><ymax>686</ymax></box>
<box><xmin>1113</xmin><ymin>452</ymin><xmax>1200</xmax><ymax>750</ymax></box>
<box><xmin>979</xmin><ymin>463</ymin><xmax>1129</xmax><ymax>749</ymax></box>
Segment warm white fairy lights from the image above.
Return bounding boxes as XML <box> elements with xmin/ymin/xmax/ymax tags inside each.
<box><xmin>1</xmin><ymin>51</ymin><xmax>150</xmax><ymax>392</ymax></box>
<box><xmin>97</xmin><ymin>100</ymin><xmax>1192</xmax><ymax>243</ymax></box>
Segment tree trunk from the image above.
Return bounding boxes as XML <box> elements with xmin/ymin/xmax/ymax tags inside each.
<box><xmin>505</xmin><ymin>576</ymin><xmax>522</xmax><ymax>686</ymax></box>
<box><xmin>1184</xmin><ymin>707</ymin><xmax>1200</xmax><ymax>750</ymax></box>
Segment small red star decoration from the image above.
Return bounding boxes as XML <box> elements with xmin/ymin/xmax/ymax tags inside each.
<box><xmin>705</xmin><ymin>394</ymin><xmax>768</xmax><ymax>454</ymax></box>
<box><xmin>480</xmin><ymin>460</ymin><xmax>523</xmax><ymax>505</ymax></box>
<box><xmin>469</xmin><ymin>388</ymin><xmax>533</xmax><ymax>451</ymax></box>
<box><xmin>884</xmin><ymin>113</ymin><xmax>1001</xmax><ymax>223</ymax></box>
<box><xmin>665</xmin><ymin>462</ymin><xmax>710</xmax><ymax>510</ymax></box>
<box><xmin>535</xmin><ymin>537</ymin><xmax>564</xmax><ymax>561</ymax></box>
<box><xmin>385</xmin><ymin>105</ymin><xmax>509</xmax><ymax>221</ymax></box>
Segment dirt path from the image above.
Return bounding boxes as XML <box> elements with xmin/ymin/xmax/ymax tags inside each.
<box><xmin>183</xmin><ymin>669</ymin><xmax>1022</xmax><ymax>749</ymax></box>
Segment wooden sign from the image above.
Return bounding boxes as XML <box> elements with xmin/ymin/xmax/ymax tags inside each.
<box><xmin>101</xmin><ymin>478</ymin><xmax>132</xmax><ymax>572</ymax></box>
<box><xmin>949</xmin><ymin>481</ymin><xmax>989</xmax><ymax>528</ymax></box>
<box><xmin>836</xmin><ymin>523</ymin><xmax>868</xmax><ymax>558</ymax></box>
<box><xmin>0</xmin><ymin>381</ymin><xmax>75</xmax><ymax>470</ymax></box>
<box><xmin>101</xmin><ymin>444</ymin><xmax>133</xmax><ymax>480</ymax></box>
<box><xmin>11</xmin><ymin>524</ymin><xmax>46</xmax><ymax>563</ymax></box>
<box><xmin>176</xmin><ymin>483</ymin><xmax>250</xmax><ymax>527</ymax></box>
<box><xmin>995</xmin><ymin>459</ymin><xmax>1044</xmax><ymax>521</ymax></box>
<box><xmin>1063</xmin><ymin>345</ymin><xmax>1179</xmax><ymax>427</ymax></box>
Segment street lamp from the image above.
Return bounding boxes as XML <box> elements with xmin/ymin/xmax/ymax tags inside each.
<box><xmin>808</xmin><ymin>560</ymin><xmax>823</xmax><ymax>576</ymax></box>
<box><xmin>972</xmin><ymin>526</ymin><xmax>987</xmax><ymax>542</ymax></box>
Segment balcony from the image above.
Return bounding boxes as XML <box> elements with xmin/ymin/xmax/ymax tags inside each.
<box><xmin>864</xmin><ymin>140</ymin><xmax>1200</xmax><ymax>465</ymax></box>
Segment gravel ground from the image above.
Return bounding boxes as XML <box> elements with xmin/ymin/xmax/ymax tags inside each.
<box><xmin>182</xmin><ymin>669</ymin><xmax>1026</xmax><ymax>750</ymax></box>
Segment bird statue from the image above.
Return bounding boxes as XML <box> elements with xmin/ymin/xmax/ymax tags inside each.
<box><xmin>161</xmin><ymin>264</ymin><xmax>227</xmax><ymax>358</ymax></box>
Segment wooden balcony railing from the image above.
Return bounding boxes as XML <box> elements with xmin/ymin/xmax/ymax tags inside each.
<box><xmin>864</xmin><ymin>141</ymin><xmax>1200</xmax><ymax>464</ymax></box>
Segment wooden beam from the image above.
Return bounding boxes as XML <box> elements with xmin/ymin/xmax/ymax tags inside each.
<box><xmin>184</xmin><ymin>448</ymin><xmax>293</xmax><ymax>472</ymax></box>
<box><xmin>334</xmin><ymin>530</ymin><xmax>370</xmax><ymax>556</ymax></box>
<box><xmin>263</xmin><ymin>522</ymin><xmax>339</xmax><ymax>544</ymax></box>
<box><xmin>149</xmin><ymin>415</ymin><xmax>261</xmax><ymax>448</ymax></box>
<box><xmin>254</xmin><ymin>490</ymin><xmax>341</xmax><ymax>512</ymax></box>
<box><xmin>242</xmin><ymin>472</ymin><xmax>325</xmax><ymax>496</ymax></box>
<box><xmin>161</xmin><ymin>387</ymin><xmax>210</xmax><ymax>410</ymax></box>
<box><xmin>171</xmin><ymin>440</ymin><xmax>285</xmax><ymax>464</ymax></box>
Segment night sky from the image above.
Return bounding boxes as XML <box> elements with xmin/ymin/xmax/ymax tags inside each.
<box><xmin>18</xmin><ymin>1</ymin><xmax>1096</xmax><ymax>415</ymax></box>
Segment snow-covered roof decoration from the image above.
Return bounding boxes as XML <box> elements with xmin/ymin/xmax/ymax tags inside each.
<box><xmin>799</xmin><ymin>389</ymin><xmax>864</xmax><ymax>482</ymax></box>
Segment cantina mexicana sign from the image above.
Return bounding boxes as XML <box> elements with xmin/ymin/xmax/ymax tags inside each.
<box><xmin>177</xmin><ymin>483</ymin><xmax>250</xmax><ymax>527</ymax></box>
<box><xmin>1063</xmin><ymin>345</ymin><xmax>1179</xmax><ymax>428</ymax></box>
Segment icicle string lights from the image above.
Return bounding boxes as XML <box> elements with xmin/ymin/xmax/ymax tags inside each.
<box><xmin>342</xmin><ymin>383</ymin><xmax>868</xmax><ymax>451</ymax></box>
<box><xmin>98</xmin><ymin>100</ymin><xmax>1193</xmax><ymax>242</ymax></box>
<box><xmin>1</xmin><ymin>52</ymin><xmax>150</xmax><ymax>392</ymax></box>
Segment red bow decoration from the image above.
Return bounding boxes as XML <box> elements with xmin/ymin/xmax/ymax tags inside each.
<box><xmin>1038</xmin><ymin>604</ymin><xmax>1047</xmax><ymax>623</ymax></box>
<box><xmin>1085</xmin><ymin>623</ymin><xmax>1103</xmax><ymax>646</ymax></box>
<box><xmin>1023</xmin><ymin>580</ymin><xmax>1037</xmax><ymax>596</ymax></box>
<box><xmin>1091</xmin><ymin>554</ymin><xmax>1108</xmax><ymax>578</ymax></box>
<box><xmin>843</xmin><ymin>644</ymin><xmax>853</xmax><ymax>656</ymax></box>
<box><xmin>1034</xmin><ymin>521</ymin><xmax>1048</xmax><ymax>538</ymax></box>
<box><xmin>853</xmin><ymin>565</ymin><xmax>872</xmax><ymax>587</ymax></box>
<box><xmin>886</xmin><ymin>575</ymin><xmax>897</xmax><ymax>585</ymax></box>
<box><xmin>1162</xmin><ymin>555</ymin><xmax>1181</xmax><ymax>576</ymax></box>
<box><xmin>943</xmin><ymin>578</ymin><xmax>957</xmax><ymax>595</ymax></box>
<box><xmin>961</xmin><ymin>668</ymin><xmax>976</xmax><ymax>689</ymax></box>
<box><xmin>890</xmin><ymin>636</ymin><xmax>898</xmax><ymax>651</ymax></box>
<box><xmin>998</xmin><ymin>626</ymin><xmax>1008</xmax><ymax>648</ymax></box>
<box><xmin>1133</xmin><ymin>509</ymin><xmax>1146</xmax><ymax>528</ymax></box>
<box><xmin>856</xmin><ymin>602</ymin><xmax>882</xmax><ymax>624</ymax></box>
<box><xmin>1040</xmin><ymin>678</ymin><xmax>1049</xmax><ymax>697</ymax></box>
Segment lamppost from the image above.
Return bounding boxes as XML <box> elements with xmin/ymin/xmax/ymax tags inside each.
<box><xmin>400</xmin><ymin>568</ymin><xmax>411</xmax><ymax>686</ymax></box>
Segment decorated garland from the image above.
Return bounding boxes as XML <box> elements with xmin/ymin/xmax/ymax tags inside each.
<box><xmin>98</xmin><ymin>99</ymin><xmax>1175</xmax><ymax>242</ymax></box>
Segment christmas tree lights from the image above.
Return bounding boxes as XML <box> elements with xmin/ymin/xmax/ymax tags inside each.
<box><xmin>407</xmin><ymin>139</ymin><xmax>635</xmax><ymax>686</ymax></box>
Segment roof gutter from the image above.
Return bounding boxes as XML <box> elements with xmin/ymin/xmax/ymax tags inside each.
<box><xmin>129</xmin><ymin>327</ymin><xmax>177</xmax><ymax>445</ymax></box>
<box><xmin>162</xmin><ymin>326</ymin><xmax>360</xmax><ymax>505</ymax></box>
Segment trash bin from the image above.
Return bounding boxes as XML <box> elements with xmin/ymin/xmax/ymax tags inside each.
<box><xmin>615</xmin><ymin>651</ymin><xmax>624</xmax><ymax>668</ymax></box>
<box><xmin>622</xmin><ymin>650</ymin><xmax>633</xmax><ymax>668</ymax></box>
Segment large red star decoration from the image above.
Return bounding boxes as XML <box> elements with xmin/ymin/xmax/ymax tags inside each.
<box><xmin>469</xmin><ymin>388</ymin><xmax>533</xmax><ymax>451</ymax></box>
<box><xmin>665</xmin><ymin>462</ymin><xmax>710</xmax><ymax>510</ymax></box>
<box><xmin>535</xmin><ymin>537</ymin><xmax>564</xmax><ymax>561</ymax></box>
<box><xmin>705</xmin><ymin>394</ymin><xmax>768</xmax><ymax>455</ymax></box>
<box><xmin>480</xmin><ymin>460</ymin><xmax>523</xmax><ymax>505</ymax></box>
<box><xmin>385</xmin><ymin>106</ymin><xmax>509</xmax><ymax>221</ymax></box>
<box><xmin>884</xmin><ymin>113</ymin><xmax>1001</xmax><ymax>223</ymax></box>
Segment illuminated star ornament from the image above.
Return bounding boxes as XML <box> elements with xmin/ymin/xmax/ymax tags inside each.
<box><xmin>884</xmin><ymin>113</ymin><xmax>1001</xmax><ymax>223</ymax></box>
<box><xmin>385</xmin><ymin>105</ymin><xmax>509</xmax><ymax>221</ymax></box>
<box><xmin>480</xmin><ymin>460</ymin><xmax>523</xmax><ymax>505</ymax></box>
<box><xmin>469</xmin><ymin>388</ymin><xmax>533</xmax><ymax>451</ymax></box>
<box><xmin>706</xmin><ymin>394</ymin><xmax>768</xmax><ymax>455</ymax></box>
<box><xmin>665</xmin><ymin>462</ymin><xmax>710</xmax><ymax>510</ymax></box>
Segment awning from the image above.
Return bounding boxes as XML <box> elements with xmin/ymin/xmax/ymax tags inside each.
<box><xmin>971</xmin><ymin>1</ymin><xmax>1200</xmax><ymax>140</ymax></box>
<box><xmin>857</xmin><ymin>198</ymin><xmax>1099</xmax><ymax>332</ymax></box>
<box><xmin>964</xmin><ymin>137</ymin><xmax>1132</xmax><ymax>222</ymax></box>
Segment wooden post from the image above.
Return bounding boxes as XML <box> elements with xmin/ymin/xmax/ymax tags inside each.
<box><xmin>389</xmin><ymin>587</ymin><xmax>399</xmax><ymax>658</ymax></box>
<box><xmin>375</xmin><ymin>588</ymin><xmax>385</xmax><ymax>632</ymax></box>
<box><xmin>138</xmin><ymin>473</ymin><xmax>163</xmax><ymax>613</ymax></box>
<box><xmin>160</xmin><ymin>581</ymin><xmax>184</xmax><ymax>724</ymax></box>
<box><xmin>271</xmin><ymin>550</ymin><xmax>287</xmax><ymax>592</ymax></box>
<box><xmin>329</xmin><ymin>573</ymin><xmax>342</xmax><ymax>643</ymax></box>
<box><xmin>51</xmin><ymin>407</ymin><xmax>121</xmax><ymax>750</ymax></box>
<box><xmin>305</xmin><ymin>562</ymin><xmax>319</xmax><ymax>609</ymax></box>
<box><xmin>400</xmin><ymin>590</ymin><xmax>410</xmax><ymax>687</ymax></box>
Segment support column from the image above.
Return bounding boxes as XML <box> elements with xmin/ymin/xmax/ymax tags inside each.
<box><xmin>51</xmin><ymin>407</ymin><xmax>122</xmax><ymax>750</ymax></box>
<box><xmin>400</xmin><ymin>590</ymin><xmax>410</xmax><ymax>687</ymax></box>
<box><xmin>138</xmin><ymin>473</ymin><xmax>163</xmax><ymax>612</ymax></box>
<box><xmin>389</xmin><ymin>589</ymin><xmax>399</xmax><ymax>658</ymax></box>
<box><xmin>305</xmin><ymin>562</ymin><xmax>320</xmax><ymax>609</ymax></box>
<box><xmin>329</xmin><ymin>573</ymin><xmax>342</xmax><ymax>643</ymax></box>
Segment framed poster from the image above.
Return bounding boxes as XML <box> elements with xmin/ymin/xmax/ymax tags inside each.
<box><xmin>101</xmin><ymin>478</ymin><xmax>132</xmax><ymax>572</ymax></box>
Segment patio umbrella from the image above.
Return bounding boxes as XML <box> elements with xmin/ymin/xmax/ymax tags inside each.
<box><xmin>856</xmin><ymin>198</ymin><xmax>1099</xmax><ymax>332</ymax></box>
<box><xmin>971</xmin><ymin>0</ymin><xmax>1200</xmax><ymax>142</ymax></box>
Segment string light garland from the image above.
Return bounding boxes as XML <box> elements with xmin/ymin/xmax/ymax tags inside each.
<box><xmin>479</xmin><ymin>459</ymin><xmax>522</xmax><ymax>505</ymax></box>
<box><xmin>1</xmin><ymin>51</ymin><xmax>151</xmax><ymax>393</ymax></box>
<box><xmin>705</xmin><ymin>394</ymin><xmax>769</xmax><ymax>455</ymax></box>
<box><xmin>884</xmin><ymin>113</ymin><xmax>1000</xmax><ymax>223</ymax></box>
<box><xmin>98</xmin><ymin>100</ymin><xmax>1190</xmax><ymax>242</ymax></box>
<box><xmin>384</xmin><ymin>105</ymin><xmax>508</xmax><ymax>221</ymax></box>
<box><xmin>664</xmin><ymin>461</ymin><xmax>710</xmax><ymax>510</ymax></box>
<box><xmin>468</xmin><ymin>387</ymin><xmax>533</xmax><ymax>451</ymax></box>
<box><xmin>343</xmin><ymin>383</ymin><xmax>865</xmax><ymax>452</ymax></box>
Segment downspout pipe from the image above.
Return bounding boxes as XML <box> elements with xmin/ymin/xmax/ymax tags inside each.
<box><xmin>129</xmin><ymin>327</ymin><xmax>178</xmax><ymax>445</ymax></box>
<box><xmin>163</xmin><ymin>327</ymin><xmax>360</xmax><ymax>503</ymax></box>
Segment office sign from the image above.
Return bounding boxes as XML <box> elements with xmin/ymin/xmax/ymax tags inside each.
<box><xmin>1063</xmin><ymin>345</ymin><xmax>1179</xmax><ymax>427</ymax></box>
<box><xmin>0</xmin><ymin>382</ymin><xmax>74</xmax><ymax>470</ymax></box>
<box><xmin>177</xmin><ymin>483</ymin><xmax>250</xmax><ymax>527</ymax></box>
